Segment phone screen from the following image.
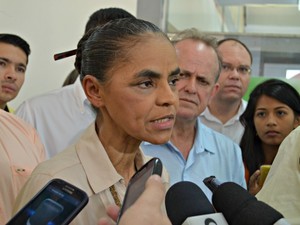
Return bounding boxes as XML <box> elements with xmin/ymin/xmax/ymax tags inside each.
<box><xmin>117</xmin><ymin>157</ymin><xmax>162</xmax><ymax>223</ymax></box>
<box><xmin>7</xmin><ymin>179</ymin><xmax>88</xmax><ymax>225</ymax></box>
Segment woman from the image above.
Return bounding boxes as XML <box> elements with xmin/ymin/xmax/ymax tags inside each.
<box><xmin>13</xmin><ymin>18</ymin><xmax>179</xmax><ymax>225</ymax></box>
<box><xmin>240</xmin><ymin>78</ymin><xmax>300</xmax><ymax>195</ymax></box>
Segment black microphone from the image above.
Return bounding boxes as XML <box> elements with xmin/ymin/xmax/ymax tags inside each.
<box><xmin>165</xmin><ymin>181</ymin><xmax>216</xmax><ymax>225</ymax></box>
<box><xmin>203</xmin><ymin>176</ymin><xmax>221</xmax><ymax>193</ymax></box>
<box><xmin>212</xmin><ymin>182</ymin><xmax>289</xmax><ymax>225</ymax></box>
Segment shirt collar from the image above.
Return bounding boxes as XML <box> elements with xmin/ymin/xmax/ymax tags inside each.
<box><xmin>201</xmin><ymin>99</ymin><xmax>247</xmax><ymax>122</ymax></box>
<box><xmin>3</xmin><ymin>105</ymin><xmax>9</xmax><ymax>112</ymax></box>
<box><xmin>76</xmin><ymin>122</ymin><xmax>147</xmax><ymax>194</ymax></box>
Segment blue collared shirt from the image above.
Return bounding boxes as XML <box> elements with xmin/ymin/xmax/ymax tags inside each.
<box><xmin>141</xmin><ymin>118</ymin><xmax>246</xmax><ymax>201</ymax></box>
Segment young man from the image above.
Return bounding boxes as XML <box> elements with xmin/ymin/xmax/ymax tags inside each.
<box><xmin>0</xmin><ymin>34</ymin><xmax>30</xmax><ymax>112</ymax></box>
<box><xmin>141</xmin><ymin>29</ymin><xmax>246</xmax><ymax>201</ymax></box>
<box><xmin>200</xmin><ymin>38</ymin><xmax>253</xmax><ymax>144</ymax></box>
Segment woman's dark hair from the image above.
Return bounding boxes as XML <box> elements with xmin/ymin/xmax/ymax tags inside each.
<box><xmin>240</xmin><ymin>78</ymin><xmax>300</xmax><ymax>177</ymax></box>
<box><xmin>75</xmin><ymin>18</ymin><xmax>169</xmax><ymax>84</ymax></box>
<box><xmin>84</xmin><ymin>7</ymin><xmax>135</xmax><ymax>33</ymax></box>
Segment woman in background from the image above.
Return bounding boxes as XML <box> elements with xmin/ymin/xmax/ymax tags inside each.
<box><xmin>240</xmin><ymin>78</ymin><xmax>300</xmax><ymax>195</ymax></box>
<box><xmin>13</xmin><ymin>18</ymin><xmax>179</xmax><ymax>225</ymax></box>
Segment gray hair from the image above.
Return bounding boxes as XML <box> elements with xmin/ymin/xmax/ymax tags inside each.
<box><xmin>171</xmin><ymin>28</ymin><xmax>222</xmax><ymax>82</ymax></box>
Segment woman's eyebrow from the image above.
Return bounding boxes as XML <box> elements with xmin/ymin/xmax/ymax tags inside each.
<box><xmin>135</xmin><ymin>69</ymin><xmax>161</xmax><ymax>79</ymax></box>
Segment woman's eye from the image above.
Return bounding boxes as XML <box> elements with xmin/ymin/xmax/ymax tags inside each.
<box><xmin>277</xmin><ymin>111</ymin><xmax>286</xmax><ymax>116</ymax></box>
<box><xmin>256</xmin><ymin>112</ymin><xmax>265</xmax><ymax>117</ymax></box>
<box><xmin>169</xmin><ymin>77</ymin><xmax>179</xmax><ymax>86</ymax></box>
<box><xmin>139</xmin><ymin>80</ymin><xmax>153</xmax><ymax>88</ymax></box>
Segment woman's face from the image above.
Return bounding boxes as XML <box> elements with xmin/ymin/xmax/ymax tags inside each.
<box><xmin>254</xmin><ymin>95</ymin><xmax>300</xmax><ymax>146</ymax></box>
<box><xmin>99</xmin><ymin>36</ymin><xmax>179</xmax><ymax>144</ymax></box>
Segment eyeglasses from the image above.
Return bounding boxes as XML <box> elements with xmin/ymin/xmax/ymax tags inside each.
<box><xmin>221</xmin><ymin>63</ymin><xmax>251</xmax><ymax>75</ymax></box>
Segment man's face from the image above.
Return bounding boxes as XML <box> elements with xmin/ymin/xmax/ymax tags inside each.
<box><xmin>216</xmin><ymin>40</ymin><xmax>251</xmax><ymax>103</ymax></box>
<box><xmin>0</xmin><ymin>42</ymin><xmax>27</xmax><ymax>108</ymax></box>
<box><xmin>175</xmin><ymin>39</ymin><xmax>219</xmax><ymax>121</ymax></box>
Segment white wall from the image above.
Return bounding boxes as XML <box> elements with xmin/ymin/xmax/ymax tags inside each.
<box><xmin>0</xmin><ymin>0</ymin><xmax>137</xmax><ymax>109</ymax></box>
<box><xmin>168</xmin><ymin>0</ymin><xmax>222</xmax><ymax>32</ymax></box>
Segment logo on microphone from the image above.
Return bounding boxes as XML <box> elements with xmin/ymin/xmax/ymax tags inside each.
<box><xmin>205</xmin><ymin>218</ymin><xmax>218</xmax><ymax>225</ymax></box>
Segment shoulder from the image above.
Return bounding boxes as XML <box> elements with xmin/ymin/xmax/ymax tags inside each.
<box><xmin>31</xmin><ymin>146</ymin><xmax>80</xmax><ymax>178</ymax></box>
<box><xmin>16</xmin><ymin>85</ymin><xmax>75</xmax><ymax>111</ymax></box>
<box><xmin>198</xmin><ymin>119</ymin><xmax>241</xmax><ymax>152</ymax></box>
<box><xmin>0</xmin><ymin>110</ymin><xmax>36</xmax><ymax>135</ymax></box>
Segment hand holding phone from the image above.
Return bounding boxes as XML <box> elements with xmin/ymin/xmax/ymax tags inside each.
<box><xmin>117</xmin><ymin>157</ymin><xmax>163</xmax><ymax>224</ymax></box>
<box><xmin>7</xmin><ymin>179</ymin><xmax>88</xmax><ymax>225</ymax></box>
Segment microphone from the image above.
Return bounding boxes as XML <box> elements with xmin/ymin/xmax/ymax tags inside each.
<box><xmin>165</xmin><ymin>181</ymin><xmax>228</xmax><ymax>225</ymax></box>
<box><xmin>203</xmin><ymin>176</ymin><xmax>221</xmax><ymax>193</ymax></box>
<box><xmin>212</xmin><ymin>182</ymin><xmax>290</xmax><ymax>225</ymax></box>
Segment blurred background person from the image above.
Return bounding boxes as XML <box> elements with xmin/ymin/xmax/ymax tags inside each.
<box><xmin>0</xmin><ymin>34</ymin><xmax>30</xmax><ymax>113</ymax></box>
<box><xmin>240</xmin><ymin>78</ymin><xmax>300</xmax><ymax>195</ymax></box>
<box><xmin>62</xmin><ymin>69</ymin><xmax>79</xmax><ymax>86</ymax></box>
<box><xmin>200</xmin><ymin>38</ymin><xmax>252</xmax><ymax>144</ymax></box>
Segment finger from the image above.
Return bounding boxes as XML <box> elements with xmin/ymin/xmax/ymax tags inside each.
<box><xmin>97</xmin><ymin>218</ymin><xmax>112</xmax><ymax>225</ymax></box>
<box><xmin>135</xmin><ymin>175</ymin><xmax>164</xmax><ymax>207</ymax></box>
<box><xmin>106</xmin><ymin>204</ymin><xmax>120</xmax><ymax>222</ymax></box>
<box><xmin>249</xmin><ymin>170</ymin><xmax>260</xmax><ymax>183</ymax></box>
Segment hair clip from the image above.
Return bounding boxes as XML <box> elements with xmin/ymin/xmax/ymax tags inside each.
<box><xmin>54</xmin><ymin>49</ymin><xmax>77</xmax><ymax>61</ymax></box>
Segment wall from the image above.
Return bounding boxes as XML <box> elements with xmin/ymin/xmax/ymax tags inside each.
<box><xmin>0</xmin><ymin>0</ymin><xmax>137</xmax><ymax>109</ymax></box>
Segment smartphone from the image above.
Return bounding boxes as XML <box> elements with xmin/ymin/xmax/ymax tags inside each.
<box><xmin>259</xmin><ymin>164</ymin><xmax>271</xmax><ymax>187</ymax></box>
<box><xmin>117</xmin><ymin>157</ymin><xmax>163</xmax><ymax>224</ymax></box>
<box><xmin>7</xmin><ymin>178</ymin><xmax>89</xmax><ymax>225</ymax></box>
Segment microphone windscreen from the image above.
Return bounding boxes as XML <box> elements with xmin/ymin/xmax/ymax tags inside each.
<box><xmin>212</xmin><ymin>182</ymin><xmax>284</xmax><ymax>225</ymax></box>
<box><xmin>165</xmin><ymin>181</ymin><xmax>215</xmax><ymax>225</ymax></box>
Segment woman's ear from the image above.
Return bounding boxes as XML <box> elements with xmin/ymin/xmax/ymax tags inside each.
<box><xmin>293</xmin><ymin>115</ymin><xmax>300</xmax><ymax>129</ymax></box>
<box><xmin>82</xmin><ymin>75</ymin><xmax>104</xmax><ymax>108</ymax></box>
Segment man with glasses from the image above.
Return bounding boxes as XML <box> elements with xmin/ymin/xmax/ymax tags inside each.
<box><xmin>200</xmin><ymin>38</ymin><xmax>252</xmax><ymax>144</ymax></box>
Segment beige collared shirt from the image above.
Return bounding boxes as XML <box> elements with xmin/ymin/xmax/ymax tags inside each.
<box><xmin>13</xmin><ymin>122</ymin><xmax>169</xmax><ymax>225</ymax></box>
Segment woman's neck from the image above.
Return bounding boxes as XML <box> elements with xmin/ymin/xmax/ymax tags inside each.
<box><xmin>96</xmin><ymin>120</ymin><xmax>141</xmax><ymax>185</ymax></box>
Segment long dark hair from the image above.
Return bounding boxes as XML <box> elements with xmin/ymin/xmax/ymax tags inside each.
<box><xmin>240</xmin><ymin>78</ymin><xmax>300</xmax><ymax>177</ymax></box>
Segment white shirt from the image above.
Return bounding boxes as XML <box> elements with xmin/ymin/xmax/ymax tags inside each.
<box><xmin>15</xmin><ymin>77</ymin><xmax>96</xmax><ymax>158</ymax></box>
<box><xmin>199</xmin><ymin>99</ymin><xmax>247</xmax><ymax>144</ymax></box>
